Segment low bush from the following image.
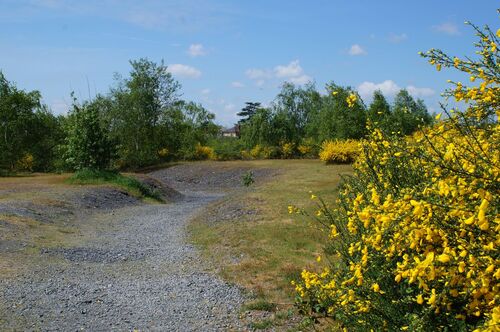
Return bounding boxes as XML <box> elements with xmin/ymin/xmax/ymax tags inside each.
<box><xmin>67</xmin><ymin>169</ymin><xmax>162</xmax><ymax>201</ymax></box>
<box><xmin>280</xmin><ymin>141</ymin><xmax>295</xmax><ymax>159</ymax></box>
<box><xmin>194</xmin><ymin>143</ymin><xmax>216</xmax><ymax>160</ymax></box>
<box><xmin>318</xmin><ymin>139</ymin><xmax>360</xmax><ymax>164</ymax></box>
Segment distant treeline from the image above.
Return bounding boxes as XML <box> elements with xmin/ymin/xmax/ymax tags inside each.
<box><xmin>0</xmin><ymin>58</ymin><xmax>433</xmax><ymax>173</ymax></box>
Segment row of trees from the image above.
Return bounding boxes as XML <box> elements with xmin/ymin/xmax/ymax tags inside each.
<box><xmin>238</xmin><ymin>82</ymin><xmax>433</xmax><ymax>149</ymax></box>
<box><xmin>0</xmin><ymin>58</ymin><xmax>433</xmax><ymax>173</ymax></box>
<box><xmin>0</xmin><ymin>59</ymin><xmax>219</xmax><ymax>172</ymax></box>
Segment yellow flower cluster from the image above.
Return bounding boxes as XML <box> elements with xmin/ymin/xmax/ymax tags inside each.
<box><xmin>346</xmin><ymin>93</ymin><xmax>358</xmax><ymax>108</ymax></box>
<box><xmin>280</xmin><ymin>141</ymin><xmax>295</xmax><ymax>158</ymax></box>
<box><xmin>295</xmin><ymin>21</ymin><xmax>500</xmax><ymax>331</ymax></box>
<box><xmin>319</xmin><ymin>139</ymin><xmax>361</xmax><ymax>164</ymax></box>
<box><xmin>194</xmin><ymin>143</ymin><xmax>216</xmax><ymax>160</ymax></box>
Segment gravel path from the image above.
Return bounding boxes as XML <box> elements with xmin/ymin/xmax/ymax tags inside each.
<box><xmin>0</xmin><ymin>166</ymin><xmax>256</xmax><ymax>331</ymax></box>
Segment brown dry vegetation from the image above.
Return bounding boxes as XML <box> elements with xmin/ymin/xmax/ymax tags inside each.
<box><xmin>188</xmin><ymin>160</ymin><xmax>352</xmax><ymax>328</ymax></box>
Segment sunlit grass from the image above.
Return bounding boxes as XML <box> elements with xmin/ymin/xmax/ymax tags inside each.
<box><xmin>189</xmin><ymin>160</ymin><xmax>352</xmax><ymax>306</ymax></box>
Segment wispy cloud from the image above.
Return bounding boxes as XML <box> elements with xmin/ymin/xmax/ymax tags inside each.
<box><xmin>245</xmin><ymin>68</ymin><xmax>272</xmax><ymax>80</ymax></box>
<box><xmin>188</xmin><ymin>43</ymin><xmax>207</xmax><ymax>57</ymax></box>
<box><xmin>388</xmin><ymin>33</ymin><xmax>408</xmax><ymax>43</ymax></box>
<box><xmin>274</xmin><ymin>60</ymin><xmax>303</xmax><ymax>78</ymax></box>
<box><xmin>348</xmin><ymin>44</ymin><xmax>367</xmax><ymax>56</ymax></box>
<box><xmin>433</xmin><ymin>22</ymin><xmax>460</xmax><ymax>36</ymax></box>
<box><xmin>231</xmin><ymin>81</ymin><xmax>245</xmax><ymax>88</ymax></box>
<box><xmin>167</xmin><ymin>64</ymin><xmax>201</xmax><ymax>78</ymax></box>
<box><xmin>14</xmin><ymin>0</ymin><xmax>236</xmax><ymax>32</ymax></box>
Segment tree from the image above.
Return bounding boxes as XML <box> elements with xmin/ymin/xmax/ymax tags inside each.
<box><xmin>273</xmin><ymin>82</ymin><xmax>322</xmax><ymax>143</ymax></box>
<box><xmin>0</xmin><ymin>72</ymin><xmax>43</xmax><ymax>171</ymax></box>
<box><xmin>110</xmin><ymin>58</ymin><xmax>181</xmax><ymax>167</ymax></box>
<box><xmin>391</xmin><ymin>89</ymin><xmax>432</xmax><ymax>135</ymax></box>
<box><xmin>64</xmin><ymin>95</ymin><xmax>112</xmax><ymax>170</ymax></box>
<box><xmin>237</xmin><ymin>102</ymin><xmax>261</xmax><ymax>124</ymax></box>
<box><xmin>311</xmin><ymin>83</ymin><xmax>367</xmax><ymax>142</ymax></box>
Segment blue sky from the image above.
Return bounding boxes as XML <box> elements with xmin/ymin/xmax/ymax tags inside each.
<box><xmin>0</xmin><ymin>0</ymin><xmax>498</xmax><ymax>126</ymax></box>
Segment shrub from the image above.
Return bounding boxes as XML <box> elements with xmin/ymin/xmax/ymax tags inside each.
<box><xmin>297</xmin><ymin>138</ymin><xmax>317</xmax><ymax>158</ymax></box>
<box><xmin>208</xmin><ymin>137</ymin><xmax>244</xmax><ymax>160</ymax></box>
<box><xmin>194</xmin><ymin>143</ymin><xmax>216</xmax><ymax>160</ymax></box>
<box><xmin>157</xmin><ymin>147</ymin><xmax>169</xmax><ymax>159</ymax></box>
<box><xmin>250</xmin><ymin>144</ymin><xmax>263</xmax><ymax>159</ymax></box>
<box><xmin>242</xmin><ymin>171</ymin><xmax>255</xmax><ymax>187</ymax></box>
<box><xmin>249</xmin><ymin>144</ymin><xmax>276</xmax><ymax>159</ymax></box>
<box><xmin>318</xmin><ymin>139</ymin><xmax>360</xmax><ymax>164</ymax></box>
<box><xmin>67</xmin><ymin>169</ymin><xmax>162</xmax><ymax>201</ymax></box>
<box><xmin>16</xmin><ymin>153</ymin><xmax>34</xmax><ymax>172</ymax></box>
<box><xmin>280</xmin><ymin>141</ymin><xmax>295</xmax><ymax>159</ymax></box>
<box><xmin>293</xmin><ymin>21</ymin><xmax>500</xmax><ymax>331</ymax></box>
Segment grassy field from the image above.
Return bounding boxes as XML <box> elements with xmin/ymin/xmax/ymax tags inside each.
<box><xmin>188</xmin><ymin>159</ymin><xmax>352</xmax><ymax>325</ymax></box>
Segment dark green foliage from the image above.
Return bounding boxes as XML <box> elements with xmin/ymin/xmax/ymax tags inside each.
<box><xmin>237</xmin><ymin>102</ymin><xmax>261</xmax><ymax>124</ymax></box>
<box><xmin>391</xmin><ymin>89</ymin><xmax>433</xmax><ymax>135</ymax></box>
<box><xmin>208</xmin><ymin>137</ymin><xmax>244</xmax><ymax>160</ymax></box>
<box><xmin>64</xmin><ymin>95</ymin><xmax>112</xmax><ymax>170</ymax></box>
<box><xmin>108</xmin><ymin>58</ymin><xmax>181</xmax><ymax>168</ymax></box>
<box><xmin>367</xmin><ymin>90</ymin><xmax>392</xmax><ymax>132</ymax></box>
<box><xmin>67</xmin><ymin>169</ymin><xmax>162</xmax><ymax>201</ymax></box>
<box><xmin>0</xmin><ymin>72</ymin><xmax>64</xmax><ymax>172</ymax></box>
<box><xmin>239</xmin><ymin>82</ymin><xmax>370</xmax><ymax>150</ymax></box>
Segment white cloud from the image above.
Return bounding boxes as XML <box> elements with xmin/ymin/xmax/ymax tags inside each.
<box><xmin>290</xmin><ymin>74</ymin><xmax>312</xmax><ymax>85</ymax></box>
<box><xmin>388</xmin><ymin>33</ymin><xmax>408</xmax><ymax>43</ymax></box>
<box><xmin>231</xmin><ymin>81</ymin><xmax>245</xmax><ymax>88</ymax></box>
<box><xmin>167</xmin><ymin>64</ymin><xmax>201</xmax><ymax>78</ymax></box>
<box><xmin>274</xmin><ymin>60</ymin><xmax>303</xmax><ymax>78</ymax></box>
<box><xmin>245</xmin><ymin>68</ymin><xmax>272</xmax><ymax>80</ymax></box>
<box><xmin>406</xmin><ymin>85</ymin><xmax>435</xmax><ymax>97</ymax></box>
<box><xmin>246</xmin><ymin>60</ymin><xmax>310</xmax><ymax>86</ymax></box>
<box><xmin>433</xmin><ymin>22</ymin><xmax>460</xmax><ymax>36</ymax></box>
<box><xmin>188</xmin><ymin>43</ymin><xmax>207</xmax><ymax>57</ymax></box>
<box><xmin>201</xmin><ymin>88</ymin><xmax>210</xmax><ymax>95</ymax></box>
<box><xmin>357</xmin><ymin>80</ymin><xmax>435</xmax><ymax>100</ymax></box>
<box><xmin>358</xmin><ymin>80</ymin><xmax>400</xmax><ymax>100</ymax></box>
<box><xmin>348</xmin><ymin>44</ymin><xmax>367</xmax><ymax>56</ymax></box>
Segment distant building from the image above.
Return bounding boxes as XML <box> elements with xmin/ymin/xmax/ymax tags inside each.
<box><xmin>221</xmin><ymin>125</ymin><xmax>240</xmax><ymax>138</ymax></box>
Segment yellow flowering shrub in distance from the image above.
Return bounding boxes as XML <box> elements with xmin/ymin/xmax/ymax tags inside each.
<box><xmin>319</xmin><ymin>139</ymin><xmax>361</xmax><ymax>164</ymax></box>
<box><xmin>157</xmin><ymin>147</ymin><xmax>169</xmax><ymax>158</ymax></box>
<box><xmin>293</xmin><ymin>22</ymin><xmax>499</xmax><ymax>331</ymax></box>
<box><xmin>280</xmin><ymin>141</ymin><xmax>295</xmax><ymax>159</ymax></box>
<box><xmin>194</xmin><ymin>143</ymin><xmax>216</xmax><ymax>160</ymax></box>
<box><xmin>16</xmin><ymin>153</ymin><xmax>34</xmax><ymax>171</ymax></box>
<box><xmin>298</xmin><ymin>137</ymin><xmax>316</xmax><ymax>158</ymax></box>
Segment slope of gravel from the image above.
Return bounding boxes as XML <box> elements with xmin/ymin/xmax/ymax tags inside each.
<box><xmin>151</xmin><ymin>162</ymin><xmax>277</xmax><ymax>193</ymax></box>
<box><xmin>0</xmin><ymin>168</ymin><xmax>247</xmax><ymax>331</ymax></box>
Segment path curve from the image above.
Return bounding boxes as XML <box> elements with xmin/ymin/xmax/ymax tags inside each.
<box><xmin>0</xmin><ymin>166</ymin><xmax>250</xmax><ymax>331</ymax></box>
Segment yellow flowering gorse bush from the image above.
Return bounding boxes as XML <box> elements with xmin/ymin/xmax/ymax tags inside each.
<box><xmin>294</xmin><ymin>21</ymin><xmax>499</xmax><ymax>331</ymax></box>
<box><xmin>319</xmin><ymin>139</ymin><xmax>361</xmax><ymax>164</ymax></box>
<box><xmin>194</xmin><ymin>143</ymin><xmax>216</xmax><ymax>160</ymax></box>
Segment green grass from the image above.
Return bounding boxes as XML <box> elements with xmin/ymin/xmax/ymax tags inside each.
<box><xmin>66</xmin><ymin>169</ymin><xmax>163</xmax><ymax>202</ymax></box>
<box><xmin>242</xmin><ymin>299</ymin><xmax>277</xmax><ymax>312</ymax></box>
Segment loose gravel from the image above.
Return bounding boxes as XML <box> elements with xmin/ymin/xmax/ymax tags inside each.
<box><xmin>0</xmin><ymin>165</ymin><xmax>266</xmax><ymax>331</ymax></box>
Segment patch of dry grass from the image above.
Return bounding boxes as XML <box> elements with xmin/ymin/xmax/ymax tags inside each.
<box><xmin>189</xmin><ymin>160</ymin><xmax>352</xmax><ymax>306</ymax></box>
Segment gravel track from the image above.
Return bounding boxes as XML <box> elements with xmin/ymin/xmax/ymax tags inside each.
<box><xmin>0</xmin><ymin>164</ymin><xmax>273</xmax><ymax>331</ymax></box>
